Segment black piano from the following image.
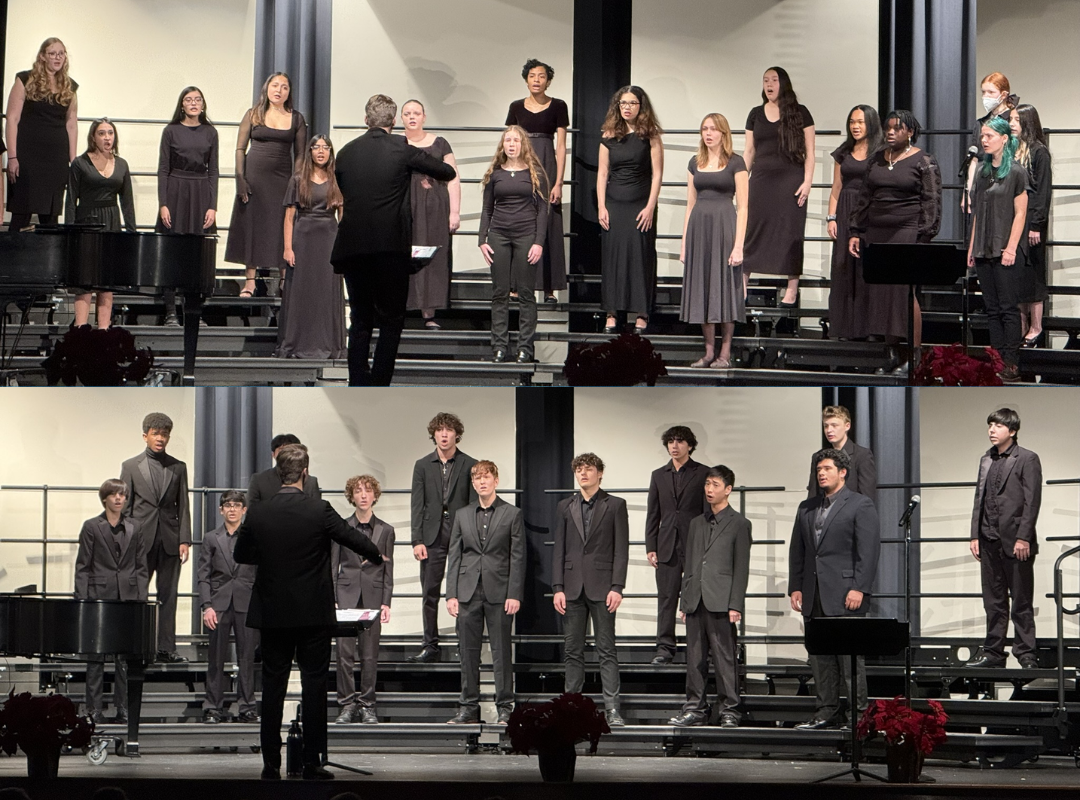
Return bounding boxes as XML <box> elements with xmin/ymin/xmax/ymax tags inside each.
<box><xmin>0</xmin><ymin>595</ymin><xmax>157</xmax><ymax>756</ymax></box>
<box><xmin>0</xmin><ymin>227</ymin><xmax>216</xmax><ymax>385</ymax></box>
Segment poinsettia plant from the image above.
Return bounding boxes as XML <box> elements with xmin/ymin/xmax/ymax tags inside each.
<box><xmin>564</xmin><ymin>333</ymin><xmax>667</xmax><ymax>386</ymax></box>
<box><xmin>42</xmin><ymin>325</ymin><xmax>154</xmax><ymax>386</ymax></box>
<box><xmin>506</xmin><ymin>692</ymin><xmax>610</xmax><ymax>754</ymax></box>
<box><xmin>857</xmin><ymin>696</ymin><xmax>948</xmax><ymax>755</ymax></box>
<box><xmin>912</xmin><ymin>344</ymin><xmax>1004</xmax><ymax>386</ymax></box>
<box><xmin>0</xmin><ymin>690</ymin><xmax>95</xmax><ymax>756</ymax></box>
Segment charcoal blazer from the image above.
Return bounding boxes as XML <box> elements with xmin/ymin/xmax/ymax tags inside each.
<box><xmin>788</xmin><ymin>488</ymin><xmax>880</xmax><ymax>618</ymax></box>
<box><xmin>807</xmin><ymin>439</ymin><xmax>878</xmax><ymax>500</ymax></box>
<box><xmin>119</xmin><ymin>450</ymin><xmax>191</xmax><ymax>554</ymax></box>
<box><xmin>644</xmin><ymin>458</ymin><xmax>709</xmax><ymax>562</ymax></box>
<box><xmin>332</xmin><ymin>514</ymin><xmax>395</xmax><ymax>609</ymax></box>
<box><xmin>246</xmin><ymin>468</ymin><xmax>321</xmax><ymax>508</ymax></box>
<box><xmin>197</xmin><ymin>524</ymin><xmax>257</xmax><ymax>614</ymax></box>
<box><xmin>970</xmin><ymin>445</ymin><xmax>1042</xmax><ymax>557</ymax></box>
<box><xmin>680</xmin><ymin>506</ymin><xmax>753</xmax><ymax>615</ymax></box>
<box><xmin>74</xmin><ymin>513</ymin><xmax>148</xmax><ymax>601</ymax></box>
<box><xmin>410</xmin><ymin>450</ymin><xmax>478</xmax><ymax>547</ymax></box>
<box><xmin>234</xmin><ymin>488</ymin><xmax>382</xmax><ymax>629</ymax></box>
<box><xmin>445</xmin><ymin>497</ymin><xmax>526</xmax><ymax>604</ymax></box>
<box><xmin>552</xmin><ymin>489</ymin><xmax>630</xmax><ymax>602</ymax></box>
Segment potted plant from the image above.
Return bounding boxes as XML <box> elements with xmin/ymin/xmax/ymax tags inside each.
<box><xmin>506</xmin><ymin>692</ymin><xmax>610</xmax><ymax>782</ymax></box>
<box><xmin>42</xmin><ymin>325</ymin><xmax>155</xmax><ymax>386</ymax></box>
<box><xmin>857</xmin><ymin>695</ymin><xmax>948</xmax><ymax>783</ymax></box>
<box><xmin>564</xmin><ymin>333</ymin><xmax>668</xmax><ymax>386</ymax></box>
<box><xmin>912</xmin><ymin>344</ymin><xmax>1004</xmax><ymax>386</ymax></box>
<box><xmin>0</xmin><ymin>690</ymin><xmax>95</xmax><ymax>779</ymax></box>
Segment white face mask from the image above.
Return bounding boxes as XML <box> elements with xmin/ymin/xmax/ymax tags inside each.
<box><xmin>983</xmin><ymin>95</ymin><xmax>1001</xmax><ymax>113</ymax></box>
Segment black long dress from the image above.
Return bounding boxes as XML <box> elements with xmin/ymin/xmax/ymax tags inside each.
<box><xmin>828</xmin><ymin>146</ymin><xmax>871</xmax><ymax>339</ymax></box>
<box><xmin>506</xmin><ymin>98</ymin><xmax>570</xmax><ymax>292</ymax></box>
<box><xmin>601</xmin><ymin>133</ymin><xmax>656</xmax><ymax>317</ymax></box>
<box><xmin>8</xmin><ymin>71</ymin><xmax>78</xmax><ymax>217</ymax></box>
<box><xmin>1019</xmin><ymin>144</ymin><xmax>1051</xmax><ymax>305</ymax></box>
<box><xmin>155</xmin><ymin>123</ymin><xmax>219</xmax><ymax>234</ymax></box>
<box><xmin>65</xmin><ymin>153</ymin><xmax>136</xmax><ymax>231</ymax></box>
<box><xmin>406</xmin><ymin>135</ymin><xmax>454</xmax><ymax>311</ymax></box>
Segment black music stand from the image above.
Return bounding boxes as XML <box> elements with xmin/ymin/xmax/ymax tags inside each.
<box><xmin>319</xmin><ymin>610</ymin><xmax>380</xmax><ymax>776</ymax></box>
<box><xmin>862</xmin><ymin>243</ymin><xmax>968</xmax><ymax>383</ymax></box>
<box><xmin>805</xmin><ymin>616</ymin><xmax>910</xmax><ymax>783</ymax></box>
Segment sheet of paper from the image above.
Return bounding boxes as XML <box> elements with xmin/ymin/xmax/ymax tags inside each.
<box><xmin>336</xmin><ymin>608</ymin><xmax>381</xmax><ymax>623</ymax></box>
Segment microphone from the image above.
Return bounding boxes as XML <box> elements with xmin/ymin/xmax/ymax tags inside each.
<box><xmin>898</xmin><ymin>495</ymin><xmax>921</xmax><ymax>527</ymax></box>
<box><xmin>957</xmin><ymin>145</ymin><xmax>980</xmax><ymax>179</ymax></box>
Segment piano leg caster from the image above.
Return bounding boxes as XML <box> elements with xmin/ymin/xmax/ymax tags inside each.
<box><xmin>117</xmin><ymin>740</ymin><xmax>139</xmax><ymax>758</ymax></box>
<box><xmin>86</xmin><ymin>738</ymin><xmax>111</xmax><ymax>766</ymax></box>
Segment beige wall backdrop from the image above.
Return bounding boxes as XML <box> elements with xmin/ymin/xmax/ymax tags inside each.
<box><xmin>919</xmin><ymin>388</ymin><xmax>1080</xmax><ymax>655</ymax></box>
<box><xmin>0</xmin><ymin>388</ymin><xmax>196</xmax><ymax>627</ymax></box>
<box><xmin>270</xmin><ymin>387</ymin><xmax>518</xmax><ymax>639</ymax></box>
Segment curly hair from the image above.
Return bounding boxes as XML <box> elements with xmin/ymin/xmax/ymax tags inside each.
<box><xmin>142</xmin><ymin>412</ymin><xmax>173</xmax><ymax>434</ymax></box>
<box><xmin>24</xmin><ymin>38</ymin><xmax>76</xmax><ymax>106</ymax></box>
<box><xmin>885</xmin><ymin>109</ymin><xmax>922</xmax><ymax>144</ymax></box>
<box><xmin>761</xmin><ymin>67</ymin><xmax>807</xmax><ymax>165</ymax></box>
<box><xmin>814</xmin><ymin>448</ymin><xmax>851</xmax><ymax>473</ymax></box>
<box><xmin>471</xmin><ymin>460</ymin><xmax>499</xmax><ymax>480</ymax></box>
<box><xmin>428</xmin><ymin>412</ymin><xmax>464</xmax><ymax>443</ymax></box>
<box><xmin>661</xmin><ymin>425</ymin><xmax>698</xmax><ymax>453</ymax></box>
<box><xmin>295</xmin><ymin>135</ymin><xmax>344</xmax><ymax>210</ymax></box>
<box><xmin>571</xmin><ymin>452</ymin><xmax>605</xmax><ymax>473</ymax></box>
<box><xmin>480</xmin><ymin>126</ymin><xmax>548</xmax><ymax>198</ymax></box>
<box><xmin>345</xmin><ymin>474</ymin><xmax>382</xmax><ymax>506</ymax></box>
<box><xmin>522</xmin><ymin>59</ymin><xmax>554</xmax><ymax>82</ymax></box>
<box><xmin>601</xmin><ymin>85</ymin><xmax>663</xmax><ymax>142</ymax></box>
<box><xmin>250</xmin><ymin>72</ymin><xmax>293</xmax><ymax>128</ymax></box>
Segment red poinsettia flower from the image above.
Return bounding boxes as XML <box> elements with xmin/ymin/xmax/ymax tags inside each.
<box><xmin>857</xmin><ymin>696</ymin><xmax>948</xmax><ymax>755</ymax></box>
<box><xmin>0</xmin><ymin>690</ymin><xmax>95</xmax><ymax>756</ymax></box>
<box><xmin>506</xmin><ymin>692</ymin><xmax>611</xmax><ymax>754</ymax></box>
<box><xmin>564</xmin><ymin>333</ymin><xmax>668</xmax><ymax>386</ymax></box>
<box><xmin>913</xmin><ymin>344</ymin><xmax>1004</xmax><ymax>386</ymax></box>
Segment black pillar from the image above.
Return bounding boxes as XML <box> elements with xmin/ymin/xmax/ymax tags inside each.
<box><xmin>254</xmin><ymin>0</ymin><xmax>333</xmax><ymax>136</ymax></box>
<box><xmin>569</xmin><ymin>0</ymin><xmax>632</xmax><ymax>332</ymax></box>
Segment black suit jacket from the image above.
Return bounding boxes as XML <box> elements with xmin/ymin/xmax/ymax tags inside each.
<box><xmin>197</xmin><ymin>524</ymin><xmax>257</xmax><ymax>614</ymax></box>
<box><xmin>552</xmin><ymin>489</ymin><xmax>630</xmax><ymax>602</ymax></box>
<box><xmin>332</xmin><ymin>515</ymin><xmax>395</xmax><ymax>609</ymax></box>
<box><xmin>120</xmin><ymin>450</ymin><xmax>191</xmax><ymax>554</ymax></box>
<box><xmin>645</xmin><ymin>458</ymin><xmax>709</xmax><ymax>563</ymax></box>
<box><xmin>234</xmin><ymin>488</ymin><xmax>382</xmax><ymax>629</ymax></box>
<box><xmin>807</xmin><ymin>438</ymin><xmax>877</xmax><ymax>500</ymax></box>
<box><xmin>788</xmin><ymin>487</ymin><xmax>880</xmax><ymax>618</ymax></box>
<box><xmin>970</xmin><ymin>444</ymin><xmax>1042</xmax><ymax>557</ymax></box>
<box><xmin>74</xmin><ymin>513</ymin><xmax>148</xmax><ymax>601</ymax></box>
<box><xmin>246</xmin><ymin>468</ymin><xmax>321</xmax><ymax>508</ymax></box>
<box><xmin>331</xmin><ymin>127</ymin><xmax>457</xmax><ymax>268</ymax></box>
<box><xmin>681</xmin><ymin>506</ymin><xmax>752</xmax><ymax>615</ymax></box>
<box><xmin>445</xmin><ymin>497</ymin><xmax>526</xmax><ymax>605</ymax></box>
<box><xmin>410</xmin><ymin>449</ymin><xmax>479</xmax><ymax>547</ymax></box>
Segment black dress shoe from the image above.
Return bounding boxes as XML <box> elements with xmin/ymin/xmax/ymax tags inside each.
<box><xmin>651</xmin><ymin>654</ymin><xmax>673</xmax><ymax>665</ymax></box>
<box><xmin>496</xmin><ymin>707</ymin><xmax>513</xmax><ymax>724</ymax></box>
<box><xmin>260</xmin><ymin>766</ymin><xmax>281</xmax><ymax>780</ymax></box>
<box><xmin>965</xmin><ymin>655</ymin><xmax>1006</xmax><ymax>668</ymax></box>
<box><xmin>360</xmin><ymin>707</ymin><xmax>379</xmax><ymax>724</ymax></box>
<box><xmin>335</xmin><ymin>704</ymin><xmax>359</xmax><ymax>724</ymax></box>
<box><xmin>719</xmin><ymin>712</ymin><xmax>740</xmax><ymax>729</ymax></box>
<box><xmin>447</xmin><ymin>709</ymin><xmax>481</xmax><ymax>724</ymax></box>
<box><xmin>603</xmin><ymin>325</ymin><xmax>618</xmax><ymax>334</ymax></box>
<box><xmin>163</xmin><ymin>313</ymin><xmax>181</xmax><ymax>328</ymax></box>
<box><xmin>406</xmin><ymin>647</ymin><xmax>441</xmax><ymax>663</ymax></box>
<box><xmin>1019</xmin><ymin>655</ymin><xmax>1039</xmax><ymax>669</ymax></box>
<box><xmin>544</xmin><ymin>294</ymin><xmax>558</xmax><ymax>304</ymax></box>
<box><xmin>669</xmin><ymin>710</ymin><xmax>706</xmax><ymax>727</ymax></box>
<box><xmin>88</xmin><ymin>710</ymin><xmax>106</xmax><ymax>725</ymax></box>
<box><xmin>237</xmin><ymin>710</ymin><xmax>260</xmax><ymax>723</ymax></box>
<box><xmin>605</xmin><ymin>709</ymin><xmax>626</xmax><ymax>727</ymax></box>
<box><xmin>203</xmin><ymin>708</ymin><xmax>223</xmax><ymax>724</ymax></box>
<box><xmin>515</xmin><ymin>350</ymin><xmax>533</xmax><ymax>363</ymax></box>
<box><xmin>114</xmin><ymin>710</ymin><xmax>128</xmax><ymax>725</ymax></box>
<box><xmin>302</xmin><ymin>764</ymin><xmax>334</xmax><ymax>780</ymax></box>
<box><xmin>795</xmin><ymin>715</ymin><xmax>843</xmax><ymax>731</ymax></box>
<box><xmin>491</xmin><ymin>349</ymin><xmax>508</xmax><ymax>363</ymax></box>
<box><xmin>156</xmin><ymin>650</ymin><xmax>188</xmax><ymax>664</ymax></box>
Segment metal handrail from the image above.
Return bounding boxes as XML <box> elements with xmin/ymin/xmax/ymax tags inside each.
<box><xmin>1054</xmin><ymin>545</ymin><xmax>1080</xmax><ymax>716</ymax></box>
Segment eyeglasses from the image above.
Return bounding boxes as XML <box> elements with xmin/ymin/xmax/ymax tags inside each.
<box><xmin>619</xmin><ymin>101</ymin><xmax>640</xmax><ymax>108</ymax></box>
<box><xmin>45</xmin><ymin>51</ymin><xmax>66</xmax><ymax>59</ymax></box>
<box><xmin>221</xmin><ymin>502</ymin><xmax>245</xmax><ymax>509</ymax></box>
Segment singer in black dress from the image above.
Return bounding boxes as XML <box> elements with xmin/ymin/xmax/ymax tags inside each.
<box><xmin>1011</xmin><ymin>105</ymin><xmax>1051</xmax><ymax>348</ymax></box>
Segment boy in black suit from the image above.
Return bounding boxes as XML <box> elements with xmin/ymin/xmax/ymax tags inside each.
<box><xmin>806</xmin><ymin>405</ymin><xmax>877</xmax><ymax>500</ymax></box>
<box><xmin>74</xmin><ymin>478</ymin><xmax>149</xmax><ymax>724</ymax></box>
<box><xmin>552</xmin><ymin>453</ymin><xmax>630</xmax><ymax>727</ymax></box>
<box><xmin>670</xmin><ymin>465</ymin><xmax>752</xmax><ymax>728</ymax></box>
<box><xmin>247</xmin><ymin>434</ymin><xmax>321</xmax><ymax>508</ymax></box>
<box><xmin>198</xmin><ymin>490</ymin><xmax>258</xmax><ymax>724</ymax></box>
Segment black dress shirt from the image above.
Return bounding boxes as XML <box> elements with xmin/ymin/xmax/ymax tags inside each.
<box><xmin>981</xmin><ymin>443</ymin><xmax>1017</xmax><ymax>540</ymax></box>
<box><xmin>581</xmin><ymin>495</ymin><xmax>597</xmax><ymax>539</ymax></box>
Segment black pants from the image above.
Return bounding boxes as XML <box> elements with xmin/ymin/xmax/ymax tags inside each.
<box><xmin>85</xmin><ymin>655</ymin><xmax>127</xmax><ymax>715</ymax></box>
<box><xmin>258</xmin><ymin>626</ymin><xmax>331</xmax><ymax>770</ymax></box>
<box><xmin>342</xmin><ymin>254</ymin><xmax>411</xmax><ymax>386</ymax></box>
<box><xmin>563</xmin><ymin>594</ymin><xmax>620</xmax><ymax>710</ymax></box>
<box><xmin>488</xmin><ymin>231</ymin><xmax>538</xmax><ymax>358</ymax></box>
<box><xmin>456</xmin><ymin>584</ymin><xmax>515</xmax><ymax>713</ymax></box>
<box><xmin>146</xmin><ymin>539</ymin><xmax>181</xmax><ymax>653</ymax></box>
<box><xmin>8</xmin><ymin>212</ymin><xmax>58</xmax><ymax>230</ymax></box>
<box><xmin>419</xmin><ymin>524</ymin><xmax>451</xmax><ymax>650</ymax></box>
<box><xmin>654</xmin><ymin>546</ymin><xmax>683</xmax><ymax>657</ymax></box>
<box><xmin>807</xmin><ymin>586</ymin><xmax>866</xmax><ymax>720</ymax></box>
<box><xmin>976</xmin><ymin>255</ymin><xmax>1024</xmax><ymax>367</ymax></box>
<box><xmin>979</xmin><ymin>536</ymin><xmax>1036</xmax><ymax>660</ymax></box>
<box><xmin>205</xmin><ymin>605</ymin><xmax>257</xmax><ymax>713</ymax></box>
<box><xmin>336</xmin><ymin>619</ymin><xmax>381</xmax><ymax>707</ymax></box>
<box><xmin>683</xmin><ymin>606</ymin><xmax>739</xmax><ymax>716</ymax></box>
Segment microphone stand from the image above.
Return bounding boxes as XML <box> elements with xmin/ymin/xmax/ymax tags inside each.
<box><xmin>900</xmin><ymin>508</ymin><xmax>915</xmax><ymax>703</ymax></box>
<box><xmin>960</xmin><ymin>154</ymin><xmax>976</xmax><ymax>352</ymax></box>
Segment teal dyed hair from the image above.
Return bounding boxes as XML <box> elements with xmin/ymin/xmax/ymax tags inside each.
<box><xmin>980</xmin><ymin>115</ymin><xmax>1018</xmax><ymax>180</ymax></box>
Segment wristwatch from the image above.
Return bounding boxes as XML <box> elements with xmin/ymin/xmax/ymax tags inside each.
<box><xmin>826</xmin><ymin>214</ymin><xmax>836</xmax><ymax>222</ymax></box>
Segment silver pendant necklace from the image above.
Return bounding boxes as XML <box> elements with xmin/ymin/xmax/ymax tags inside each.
<box><xmin>887</xmin><ymin>144</ymin><xmax>912</xmax><ymax>171</ymax></box>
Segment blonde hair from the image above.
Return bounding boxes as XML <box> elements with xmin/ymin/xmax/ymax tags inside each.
<box><xmin>250</xmin><ymin>72</ymin><xmax>293</xmax><ymax>128</ymax></box>
<box><xmin>480</xmin><ymin>125</ymin><xmax>548</xmax><ymax>198</ymax></box>
<box><xmin>25</xmin><ymin>38</ymin><xmax>76</xmax><ymax>106</ymax></box>
<box><xmin>696</xmin><ymin>113</ymin><xmax>733</xmax><ymax>169</ymax></box>
<box><xmin>471</xmin><ymin>460</ymin><xmax>499</xmax><ymax>480</ymax></box>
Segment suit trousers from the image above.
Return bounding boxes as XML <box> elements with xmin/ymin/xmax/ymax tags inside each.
<box><xmin>259</xmin><ymin>626</ymin><xmax>331</xmax><ymax>770</ymax></box>
<box><xmin>488</xmin><ymin>231</ymin><xmax>538</xmax><ymax>359</ymax></box>
<box><xmin>419</xmin><ymin>524</ymin><xmax>451</xmax><ymax>650</ymax></box>
<box><xmin>808</xmin><ymin>586</ymin><xmax>866</xmax><ymax>720</ymax></box>
<box><xmin>683</xmin><ymin>606</ymin><xmax>739</xmax><ymax>716</ymax></box>
<box><xmin>654</xmin><ymin>544</ymin><xmax>684</xmax><ymax>657</ymax></box>
<box><xmin>205</xmin><ymin>605</ymin><xmax>257</xmax><ymax>713</ymax></box>
<box><xmin>342</xmin><ymin>254</ymin><xmax>411</xmax><ymax>386</ymax></box>
<box><xmin>85</xmin><ymin>655</ymin><xmax>127</xmax><ymax>714</ymax></box>
<box><xmin>456</xmin><ymin>584</ymin><xmax>515</xmax><ymax>713</ymax></box>
<box><xmin>563</xmin><ymin>595</ymin><xmax>621</xmax><ymax>711</ymax></box>
<box><xmin>979</xmin><ymin>536</ymin><xmax>1037</xmax><ymax>660</ymax></box>
<box><xmin>336</xmin><ymin>619</ymin><xmax>381</xmax><ymax>707</ymax></box>
<box><xmin>975</xmin><ymin>255</ymin><xmax>1024</xmax><ymax>367</ymax></box>
<box><xmin>146</xmin><ymin>538</ymin><xmax>182</xmax><ymax>653</ymax></box>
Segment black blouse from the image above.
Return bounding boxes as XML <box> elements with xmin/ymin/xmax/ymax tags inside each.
<box><xmin>971</xmin><ymin>160</ymin><xmax>1028</xmax><ymax>260</ymax></box>
<box><xmin>478</xmin><ymin>168</ymin><xmax>549</xmax><ymax>246</ymax></box>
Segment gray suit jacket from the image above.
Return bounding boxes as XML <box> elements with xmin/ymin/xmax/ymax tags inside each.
<box><xmin>246</xmin><ymin>468</ymin><xmax>321</xmax><ymax>508</ymax></box>
<box><xmin>807</xmin><ymin>438</ymin><xmax>878</xmax><ymax>501</ymax></box>
<box><xmin>788</xmin><ymin>487</ymin><xmax>880</xmax><ymax>618</ymax></box>
<box><xmin>197</xmin><ymin>524</ymin><xmax>257</xmax><ymax>613</ymax></box>
<box><xmin>552</xmin><ymin>489</ymin><xmax>630</xmax><ymax>602</ymax></box>
<box><xmin>332</xmin><ymin>514</ymin><xmax>395</xmax><ymax>609</ymax></box>
<box><xmin>410</xmin><ymin>449</ymin><xmax>478</xmax><ymax>547</ymax></box>
<box><xmin>119</xmin><ymin>450</ymin><xmax>191</xmax><ymax>554</ymax></box>
<box><xmin>970</xmin><ymin>444</ymin><xmax>1042</xmax><ymax>556</ymax></box>
<box><xmin>445</xmin><ymin>497</ymin><xmax>526</xmax><ymax>605</ymax></box>
<box><xmin>74</xmin><ymin>513</ymin><xmax>148</xmax><ymax>601</ymax></box>
<box><xmin>645</xmin><ymin>458</ymin><xmax>709</xmax><ymax>563</ymax></box>
<box><xmin>681</xmin><ymin>506</ymin><xmax>753</xmax><ymax>615</ymax></box>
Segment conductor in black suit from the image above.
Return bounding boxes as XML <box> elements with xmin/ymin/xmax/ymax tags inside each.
<box><xmin>806</xmin><ymin>405</ymin><xmax>877</xmax><ymax>500</ymax></box>
<box><xmin>234</xmin><ymin>445</ymin><xmax>382</xmax><ymax>781</ymax></box>
<box><xmin>789</xmin><ymin>448</ymin><xmax>880</xmax><ymax>730</ymax></box>
<box><xmin>331</xmin><ymin>94</ymin><xmax>457</xmax><ymax>386</ymax></box>
<box><xmin>445</xmin><ymin>460</ymin><xmax>525</xmax><ymax>725</ymax></box>
<box><xmin>408</xmin><ymin>412</ymin><xmax>478</xmax><ymax>663</ymax></box>
<box><xmin>119</xmin><ymin>412</ymin><xmax>191</xmax><ymax>663</ymax></box>
<box><xmin>246</xmin><ymin>433</ymin><xmax>322</xmax><ymax>508</ymax></box>
<box><xmin>552</xmin><ymin>453</ymin><xmax>630</xmax><ymax>728</ymax></box>
<box><xmin>966</xmin><ymin>408</ymin><xmax>1042</xmax><ymax>669</ymax></box>
<box><xmin>645</xmin><ymin>425</ymin><xmax>708</xmax><ymax>664</ymax></box>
